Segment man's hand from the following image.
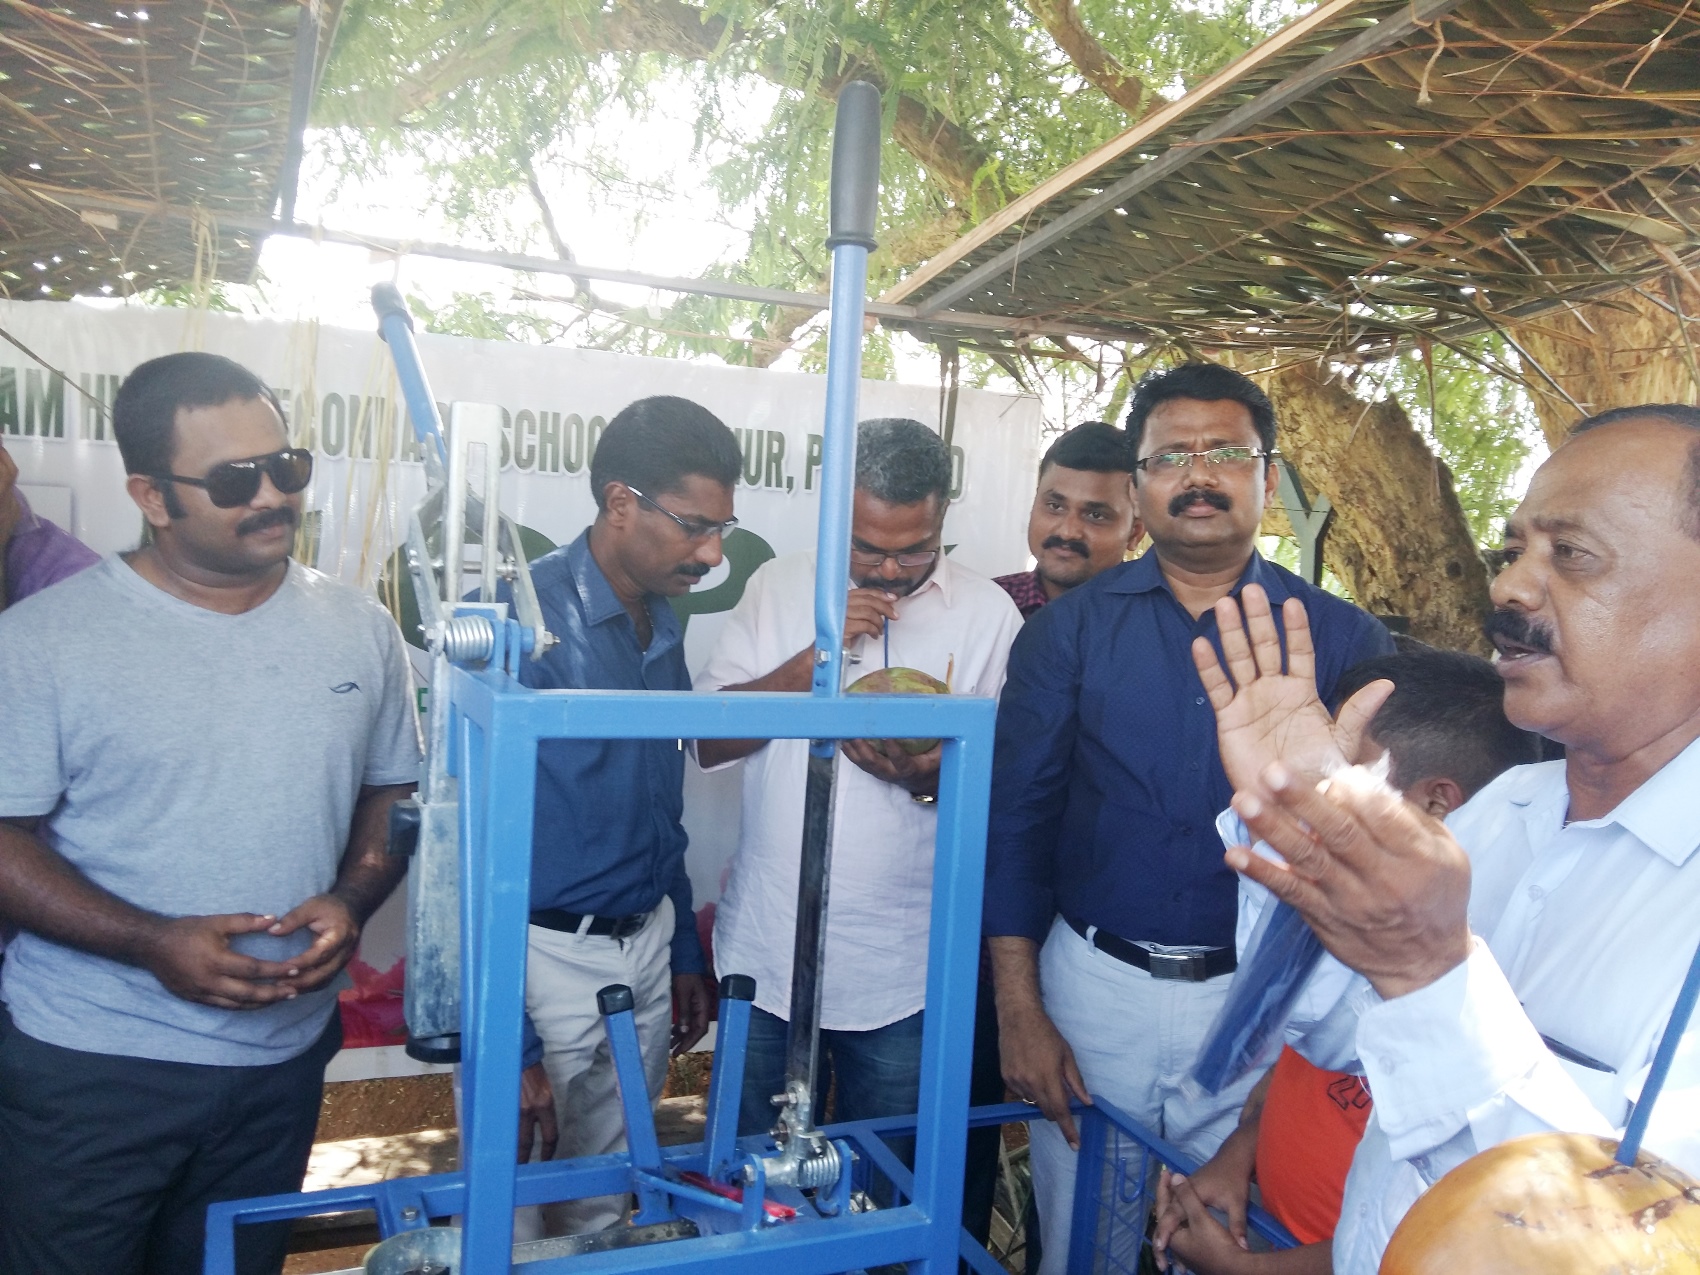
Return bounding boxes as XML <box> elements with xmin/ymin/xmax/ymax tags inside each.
<box><xmin>841</xmin><ymin>738</ymin><xmax>941</xmax><ymax>795</ymax></box>
<box><xmin>519</xmin><ymin>1062</ymin><xmax>559</xmax><ymax>1163</ymax></box>
<box><xmin>989</xmin><ymin>936</ymin><xmax>1092</xmax><ymax>1148</ymax></box>
<box><xmin>142</xmin><ymin>913</ymin><xmax>304</xmax><ymax>1009</ymax></box>
<box><xmin>1229</xmin><ymin>763</ymin><xmax>1473</xmax><ymax>1000</ymax></box>
<box><xmin>1156</xmin><ymin>1124</ymin><xmax>1257</xmax><ymax>1259</ymax></box>
<box><xmin>268</xmin><ymin>893</ymin><xmax>361</xmax><ymax>992</ymax></box>
<box><xmin>1154</xmin><ymin>1170</ymin><xmax>1255</xmax><ymax>1275</ymax></box>
<box><xmin>997</xmin><ymin>999</ymin><xmax>1091</xmax><ymax>1149</ymax></box>
<box><xmin>671</xmin><ymin>972</ymin><xmax>714</xmax><ymax>1055</ymax></box>
<box><xmin>844</xmin><ymin>587</ymin><xmax>900</xmax><ymax>645</ymax></box>
<box><xmin>1191</xmin><ymin>586</ymin><xmax>1392</xmax><ymax>795</ymax></box>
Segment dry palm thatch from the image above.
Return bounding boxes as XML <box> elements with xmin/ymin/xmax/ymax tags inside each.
<box><xmin>0</xmin><ymin>0</ymin><xmax>335</xmax><ymax>300</ymax></box>
<box><xmin>886</xmin><ymin>0</ymin><xmax>1700</xmax><ymax>371</ymax></box>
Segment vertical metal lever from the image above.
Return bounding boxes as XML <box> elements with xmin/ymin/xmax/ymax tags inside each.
<box><xmin>704</xmin><ymin>975</ymin><xmax>756</xmax><ymax>1181</ymax></box>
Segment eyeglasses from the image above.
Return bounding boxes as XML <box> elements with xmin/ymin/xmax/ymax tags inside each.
<box><xmin>850</xmin><ymin>545</ymin><xmax>940</xmax><ymax>569</ymax></box>
<box><xmin>1134</xmin><ymin>446</ymin><xmax>1273</xmax><ymax>475</ymax></box>
<box><xmin>627</xmin><ymin>485</ymin><xmax>739</xmax><ymax>541</ymax></box>
<box><xmin>153</xmin><ymin>448</ymin><xmax>314</xmax><ymax>508</ymax></box>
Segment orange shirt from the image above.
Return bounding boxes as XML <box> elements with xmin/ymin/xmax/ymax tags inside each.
<box><xmin>1254</xmin><ymin>1045</ymin><xmax>1373</xmax><ymax>1245</ymax></box>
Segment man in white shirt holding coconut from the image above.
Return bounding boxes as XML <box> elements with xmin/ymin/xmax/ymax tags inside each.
<box><xmin>695</xmin><ymin>417</ymin><xmax>1022</xmax><ymax>1141</ymax></box>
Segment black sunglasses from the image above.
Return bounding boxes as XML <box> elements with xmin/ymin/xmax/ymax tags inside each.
<box><xmin>154</xmin><ymin>448</ymin><xmax>314</xmax><ymax>508</ymax></box>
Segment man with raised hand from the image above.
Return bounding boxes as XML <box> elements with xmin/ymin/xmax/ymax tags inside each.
<box><xmin>1192</xmin><ymin>403</ymin><xmax>1700</xmax><ymax>1274</ymax></box>
<box><xmin>985</xmin><ymin>362</ymin><xmax>1393</xmax><ymax>1274</ymax></box>
<box><xmin>1152</xmin><ymin>645</ymin><xmax>1540</xmax><ymax>1275</ymax></box>
<box><xmin>0</xmin><ymin>352</ymin><xmax>420</xmax><ymax>1275</ymax></box>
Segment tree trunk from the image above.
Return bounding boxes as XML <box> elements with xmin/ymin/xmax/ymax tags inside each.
<box><xmin>1261</xmin><ymin>362</ymin><xmax>1493</xmax><ymax>653</ymax></box>
<box><xmin>1507</xmin><ymin>281</ymin><xmax>1700</xmax><ymax>448</ymax></box>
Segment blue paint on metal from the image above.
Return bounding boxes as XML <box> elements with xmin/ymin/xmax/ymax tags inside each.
<box><xmin>602</xmin><ymin>990</ymin><xmax>664</xmax><ymax>1177</ymax></box>
<box><xmin>808</xmin><ymin>241</ymin><xmax>868</xmax><ymax>718</ymax></box>
<box><xmin>373</xmin><ymin>285</ymin><xmax>449</xmax><ymax>471</ymax></box>
<box><xmin>1062</xmin><ymin>1097</ymin><xmax>1297</xmax><ymax>1273</ymax></box>
<box><xmin>703</xmin><ymin>992</ymin><xmax>752</xmax><ymax>1180</ymax></box>
<box><xmin>1619</xmin><ymin>933</ymin><xmax>1700</xmax><ymax>1163</ymax></box>
<box><xmin>203</xmin><ymin>671</ymin><xmax>999</xmax><ymax>1274</ymax></box>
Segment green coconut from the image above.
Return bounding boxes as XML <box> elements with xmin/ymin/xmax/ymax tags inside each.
<box><xmin>846</xmin><ymin>666</ymin><xmax>949</xmax><ymax>755</ymax></box>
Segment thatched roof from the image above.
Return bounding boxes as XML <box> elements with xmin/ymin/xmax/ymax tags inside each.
<box><xmin>885</xmin><ymin>0</ymin><xmax>1700</xmax><ymax>359</ymax></box>
<box><xmin>0</xmin><ymin>0</ymin><xmax>334</xmax><ymax>300</ymax></box>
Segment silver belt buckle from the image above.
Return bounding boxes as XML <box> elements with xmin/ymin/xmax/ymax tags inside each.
<box><xmin>1148</xmin><ymin>950</ymin><xmax>1206</xmax><ymax>982</ymax></box>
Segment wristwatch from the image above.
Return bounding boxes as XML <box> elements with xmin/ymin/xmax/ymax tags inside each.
<box><xmin>910</xmin><ymin>791</ymin><xmax>937</xmax><ymax>805</ymax></box>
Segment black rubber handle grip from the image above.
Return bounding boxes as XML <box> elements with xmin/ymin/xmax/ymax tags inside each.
<box><xmin>371</xmin><ymin>282</ymin><xmax>414</xmax><ymax>335</ymax></box>
<box><xmin>385</xmin><ymin>799</ymin><xmax>422</xmax><ymax>858</ymax></box>
<box><xmin>598</xmin><ymin>984</ymin><xmax>635</xmax><ymax>1016</ymax></box>
<box><xmin>719</xmin><ymin>973</ymin><xmax>756</xmax><ymax>1002</ymax></box>
<box><xmin>826</xmin><ymin>81</ymin><xmax>882</xmax><ymax>251</ymax></box>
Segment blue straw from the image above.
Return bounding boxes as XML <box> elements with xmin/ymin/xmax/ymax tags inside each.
<box><xmin>1618</xmin><ymin>933</ymin><xmax>1700</xmax><ymax>1164</ymax></box>
<box><xmin>883</xmin><ymin>616</ymin><xmax>890</xmax><ymax>669</ymax></box>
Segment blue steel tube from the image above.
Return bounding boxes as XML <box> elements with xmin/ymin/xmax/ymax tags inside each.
<box><xmin>1618</xmin><ymin>933</ymin><xmax>1700</xmax><ymax>1163</ymax></box>
<box><xmin>782</xmin><ymin>80</ymin><xmax>883</xmax><ymax>1119</ymax></box>
<box><xmin>808</xmin><ymin>240</ymin><xmax>872</xmax><ymax>704</ymax></box>
<box><xmin>372</xmin><ymin>282</ymin><xmax>448</xmax><ymax>474</ymax></box>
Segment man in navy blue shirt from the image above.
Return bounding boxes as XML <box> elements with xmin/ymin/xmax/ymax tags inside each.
<box><xmin>984</xmin><ymin>363</ymin><xmax>1392</xmax><ymax>1274</ymax></box>
<box><xmin>501</xmin><ymin>395</ymin><xmax>740</xmax><ymax>1238</ymax></box>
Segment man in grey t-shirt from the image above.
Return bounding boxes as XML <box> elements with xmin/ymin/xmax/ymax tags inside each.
<box><xmin>0</xmin><ymin>353</ymin><xmax>420</xmax><ymax>1275</ymax></box>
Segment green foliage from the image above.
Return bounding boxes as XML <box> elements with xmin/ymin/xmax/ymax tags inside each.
<box><xmin>1378</xmin><ymin>338</ymin><xmax>1538</xmax><ymax>544</ymax></box>
<box><xmin>314</xmin><ymin>0</ymin><xmax>1538</xmax><ymax>548</ymax></box>
<box><xmin>317</xmin><ymin>0</ymin><xmax>1292</xmax><ymax>364</ymax></box>
<box><xmin>138</xmin><ymin>279</ymin><xmax>247</xmax><ymax>312</ymax></box>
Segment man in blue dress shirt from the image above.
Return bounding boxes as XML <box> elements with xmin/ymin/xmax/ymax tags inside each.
<box><xmin>984</xmin><ymin>363</ymin><xmax>1393</xmax><ymax>1274</ymax></box>
<box><xmin>499</xmin><ymin>395</ymin><xmax>741</xmax><ymax>1237</ymax></box>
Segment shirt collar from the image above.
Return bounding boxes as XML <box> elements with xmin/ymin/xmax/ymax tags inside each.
<box><xmin>915</xmin><ymin>550</ymin><xmax>955</xmax><ymax>606</ymax></box>
<box><xmin>1104</xmin><ymin>547</ymin><xmax>1285</xmax><ymax>605</ymax></box>
<box><xmin>1575</xmin><ymin>734</ymin><xmax>1700</xmax><ymax>867</ymax></box>
<box><xmin>565</xmin><ymin>528</ymin><xmax>681</xmax><ymax>644</ymax></box>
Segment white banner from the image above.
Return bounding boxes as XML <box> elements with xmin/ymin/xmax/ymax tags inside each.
<box><xmin>1</xmin><ymin>299</ymin><xmax>1042</xmax><ymax>1052</ymax></box>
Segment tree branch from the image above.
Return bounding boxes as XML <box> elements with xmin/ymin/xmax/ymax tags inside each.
<box><xmin>1024</xmin><ymin>0</ymin><xmax>1145</xmax><ymax>115</ymax></box>
<box><xmin>355</xmin><ymin>0</ymin><xmax>1009</xmax><ymax>214</ymax></box>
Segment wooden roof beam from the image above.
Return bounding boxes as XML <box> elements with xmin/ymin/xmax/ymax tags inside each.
<box><xmin>905</xmin><ymin>0</ymin><xmax>1473</xmax><ymax>318</ymax></box>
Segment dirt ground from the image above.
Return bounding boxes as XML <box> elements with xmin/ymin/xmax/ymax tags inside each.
<box><xmin>284</xmin><ymin>1055</ymin><xmax>716</xmax><ymax>1273</ymax></box>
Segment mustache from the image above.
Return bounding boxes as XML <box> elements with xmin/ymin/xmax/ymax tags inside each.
<box><xmin>1168</xmin><ymin>488</ymin><xmax>1232</xmax><ymax>517</ymax></box>
<box><xmin>675</xmin><ymin>563</ymin><xmax>711</xmax><ymax>579</ymax></box>
<box><xmin>235</xmin><ymin>507</ymin><xmax>298</xmax><ymax>537</ymax></box>
<box><xmin>1483</xmin><ymin>609</ymin><xmax>1555</xmax><ymax>656</ymax></box>
<box><xmin>1041</xmin><ymin>535</ymin><xmax>1089</xmax><ymax>558</ymax></box>
<box><xmin>854</xmin><ymin>572</ymin><xmax>918</xmax><ymax>597</ymax></box>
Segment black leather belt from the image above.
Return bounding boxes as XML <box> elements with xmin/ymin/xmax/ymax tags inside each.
<box><xmin>1065</xmin><ymin>916</ymin><xmax>1235</xmax><ymax>982</ymax></box>
<box><xmin>530</xmin><ymin>908</ymin><xmax>650</xmax><ymax>938</ymax></box>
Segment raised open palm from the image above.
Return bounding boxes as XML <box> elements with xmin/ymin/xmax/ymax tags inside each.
<box><xmin>1191</xmin><ymin>585</ymin><xmax>1391</xmax><ymax>794</ymax></box>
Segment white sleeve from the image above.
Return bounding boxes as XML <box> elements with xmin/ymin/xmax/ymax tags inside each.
<box><xmin>691</xmin><ymin>560</ymin><xmax>776</xmax><ymax>772</ymax></box>
<box><xmin>1216</xmin><ymin>805</ymin><xmax>1371</xmax><ymax>1065</ymax></box>
<box><xmin>972</xmin><ymin>589</ymin><xmax>1023</xmax><ymax>699</ymax></box>
<box><xmin>1358</xmin><ymin>940</ymin><xmax>1619</xmax><ymax>1172</ymax></box>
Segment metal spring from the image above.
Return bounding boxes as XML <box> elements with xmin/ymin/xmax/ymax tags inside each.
<box><xmin>439</xmin><ymin>615</ymin><xmax>495</xmax><ymax>664</ymax></box>
<box><xmin>793</xmin><ymin>1142</ymin><xmax>842</xmax><ymax>1189</ymax></box>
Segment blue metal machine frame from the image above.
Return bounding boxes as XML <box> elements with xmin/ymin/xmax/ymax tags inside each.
<box><xmin>206</xmin><ymin>676</ymin><xmax>995</xmax><ymax>1273</ymax></box>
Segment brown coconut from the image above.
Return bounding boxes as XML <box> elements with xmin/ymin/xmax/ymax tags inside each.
<box><xmin>1381</xmin><ymin>1132</ymin><xmax>1700</xmax><ymax>1274</ymax></box>
<box><xmin>845</xmin><ymin>667</ymin><xmax>948</xmax><ymax>756</ymax></box>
